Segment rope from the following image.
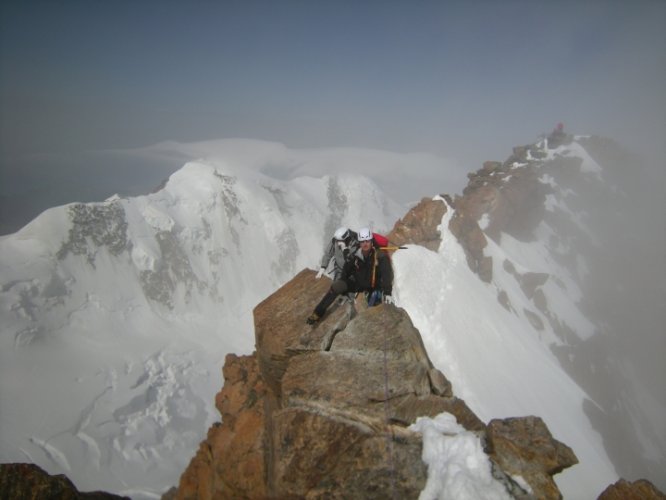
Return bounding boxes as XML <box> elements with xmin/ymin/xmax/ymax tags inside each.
<box><xmin>382</xmin><ymin>322</ymin><xmax>398</xmax><ymax>498</ymax></box>
<box><xmin>371</xmin><ymin>248</ymin><xmax>377</xmax><ymax>289</ymax></box>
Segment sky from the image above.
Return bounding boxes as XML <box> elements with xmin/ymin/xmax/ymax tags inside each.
<box><xmin>1</xmin><ymin>0</ymin><xmax>665</xmax><ymax>233</ymax></box>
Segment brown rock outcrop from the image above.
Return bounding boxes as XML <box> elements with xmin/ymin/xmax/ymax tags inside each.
<box><xmin>448</xmin><ymin>206</ymin><xmax>493</xmax><ymax>282</ymax></box>
<box><xmin>0</xmin><ymin>463</ymin><xmax>128</xmax><ymax>500</ymax></box>
<box><xmin>448</xmin><ymin>158</ymin><xmax>552</xmax><ymax>284</ymax></box>
<box><xmin>597</xmin><ymin>478</ymin><xmax>666</xmax><ymax>500</ymax></box>
<box><xmin>387</xmin><ymin>196</ymin><xmax>448</xmax><ymax>251</ymax></box>
<box><xmin>175</xmin><ymin>353</ymin><xmax>269</xmax><ymax>499</ymax></box>
<box><xmin>486</xmin><ymin>416</ymin><xmax>578</xmax><ymax>499</ymax></box>
<box><xmin>173</xmin><ymin>269</ymin><xmax>577</xmax><ymax>499</ymax></box>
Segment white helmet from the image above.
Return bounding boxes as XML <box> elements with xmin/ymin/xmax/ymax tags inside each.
<box><xmin>334</xmin><ymin>227</ymin><xmax>350</xmax><ymax>241</ymax></box>
<box><xmin>358</xmin><ymin>227</ymin><xmax>373</xmax><ymax>241</ymax></box>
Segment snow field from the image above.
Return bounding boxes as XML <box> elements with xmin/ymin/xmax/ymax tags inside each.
<box><xmin>393</xmin><ymin>200</ymin><xmax>618</xmax><ymax>499</ymax></box>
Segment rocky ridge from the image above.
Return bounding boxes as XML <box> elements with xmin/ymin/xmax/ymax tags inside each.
<box><xmin>169</xmin><ymin>132</ymin><xmax>666</xmax><ymax>499</ymax></box>
<box><xmin>172</xmin><ymin>269</ymin><xmax>578</xmax><ymax>499</ymax></box>
<box><xmin>0</xmin><ymin>463</ymin><xmax>129</xmax><ymax>500</ymax></box>
<box><xmin>387</xmin><ymin>133</ymin><xmax>665</xmax><ymax>497</ymax></box>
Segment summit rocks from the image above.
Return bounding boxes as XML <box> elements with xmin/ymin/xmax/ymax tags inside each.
<box><xmin>387</xmin><ymin>196</ymin><xmax>449</xmax><ymax>252</ymax></box>
<box><xmin>0</xmin><ymin>463</ymin><xmax>129</xmax><ymax>500</ymax></box>
<box><xmin>173</xmin><ymin>269</ymin><xmax>576</xmax><ymax>499</ymax></box>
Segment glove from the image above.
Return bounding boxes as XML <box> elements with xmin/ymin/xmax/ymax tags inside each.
<box><xmin>315</xmin><ymin>267</ymin><xmax>325</xmax><ymax>279</ymax></box>
<box><xmin>383</xmin><ymin>294</ymin><xmax>395</xmax><ymax>305</ymax></box>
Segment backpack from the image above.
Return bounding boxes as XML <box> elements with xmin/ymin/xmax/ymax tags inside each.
<box><xmin>372</xmin><ymin>232</ymin><xmax>389</xmax><ymax>248</ymax></box>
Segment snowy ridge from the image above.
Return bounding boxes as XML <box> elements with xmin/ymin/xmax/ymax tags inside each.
<box><xmin>394</xmin><ymin>197</ymin><xmax>617</xmax><ymax>498</ymax></box>
<box><xmin>395</xmin><ymin>137</ymin><xmax>664</xmax><ymax>498</ymax></box>
<box><xmin>0</xmin><ymin>154</ymin><xmax>403</xmax><ymax>498</ymax></box>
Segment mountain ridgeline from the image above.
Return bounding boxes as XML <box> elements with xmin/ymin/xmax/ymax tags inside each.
<box><xmin>391</xmin><ymin>133</ymin><xmax>665</xmax><ymax>492</ymax></box>
<box><xmin>0</xmin><ymin>134</ymin><xmax>664</xmax><ymax>498</ymax></box>
<box><xmin>172</xmin><ymin>270</ymin><xmax>577</xmax><ymax>499</ymax></box>
<box><xmin>168</xmin><ymin>133</ymin><xmax>665</xmax><ymax>499</ymax></box>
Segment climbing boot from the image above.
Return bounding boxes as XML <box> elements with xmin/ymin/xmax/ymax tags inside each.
<box><xmin>306</xmin><ymin>312</ymin><xmax>320</xmax><ymax>325</ymax></box>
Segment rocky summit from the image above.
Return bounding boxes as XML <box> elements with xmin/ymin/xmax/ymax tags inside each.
<box><xmin>0</xmin><ymin>463</ymin><xmax>129</xmax><ymax>500</ymax></box>
<box><xmin>173</xmin><ymin>269</ymin><xmax>578</xmax><ymax>499</ymax></box>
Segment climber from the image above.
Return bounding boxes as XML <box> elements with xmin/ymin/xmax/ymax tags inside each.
<box><xmin>307</xmin><ymin>228</ymin><xmax>394</xmax><ymax>324</ymax></box>
<box><xmin>316</xmin><ymin>226</ymin><xmax>359</xmax><ymax>280</ymax></box>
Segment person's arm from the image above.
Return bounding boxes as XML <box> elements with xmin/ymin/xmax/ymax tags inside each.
<box><xmin>320</xmin><ymin>239</ymin><xmax>335</xmax><ymax>268</ymax></box>
<box><xmin>317</xmin><ymin>239</ymin><xmax>335</xmax><ymax>277</ymax></box>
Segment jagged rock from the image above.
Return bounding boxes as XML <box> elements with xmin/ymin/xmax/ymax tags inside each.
<box><xmin>448</xmin><ymin>209</ymin><xmax>492</xmax><ymax>282</ymax></box>
<box><xmin>597</xmin><ymin>478</ymin><xmax>666</xmax><ymax>499</ymax></box>
<box><xmin>387</xmin><ymin>197</ymin><xmax>447</xmax><ymax>251</ymax></box>
<box><xmin>448</xmin><ymin>148</ymin><xmax>562</xmax><ymax>284</ymax></box>
<box><xmin>498</xmin><ymin>289</ymin><xmax>514</xmax><ymax>312</ymax></box>
<box><xmin>520</xmin><ymin>272</ymin><xmax>549</xmax><ymax>299</ymax></box>
<box><xmin>486</xmin><ymin>416</ymin><xmax>578</xmax><ymax>500</ymax></box>
<box><xmin>428</xmin><ymin>368</ymin><xmax>453</xmax><ymax>397</ymax></box>
<box><xmin>503</xmin><ymin>260</ymin><xmax>549</xmax><ymax>300</ymax></box>
<box><xmin>175</xmin><ymin>353</ymin><xmax>269</xmax><ymax>500</ymax></box>
<box><xmin>270</xmin><ymin>280</ymin><xmax>441</xmax><ymax>498</ymax></box>
<box><xmin>390</xmin><ymin>394</ymin><xmax>485</xmax><ymax>432</ymax></box>
<box><xmin>254</xmin><ymin>268</ymin><xmax>338</xmax><ymax>394</ymax></box>
<box><xmin>511</xmin><ymin>147</ymin><xmax>529</xmax><ymax>163</ymax></box>
<box><xmin>0</xmin><ymin>463</ymin><xmax>128</xmax><ymax>500</ymax></box>
<box><xmin>270</xmin><ymin>407</ymin><xmax>426</xmax><ymax>499</ymax></box>
<box><xmin>523</xmin><ymin>308</ymin><xmax>546</xmax><ymax>330</ymax></box>
<box><xmin>174</xmin><ymin>269</ymin><xmax>575</xmax><ymax>499</ymax></box>
<box><xmin>483</xmin><ymin>161</ymin><xmax>503</xmax><ymax>173</ymax></box>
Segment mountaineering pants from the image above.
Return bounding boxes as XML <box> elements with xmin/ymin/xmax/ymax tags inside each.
<box><xmin>314</xmin><ymin>280</ymin><xmax>349</xmax><ymax>317</ymax></box>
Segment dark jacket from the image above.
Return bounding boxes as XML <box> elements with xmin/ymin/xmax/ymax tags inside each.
<box><xmin>342</xmin><ymin>247</ymin><xmax>393</xmax><ymax>295</ymax></box>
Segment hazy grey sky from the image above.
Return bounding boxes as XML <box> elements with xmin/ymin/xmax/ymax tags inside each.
<box><xmin>1</xmin><ymin>0</ymin><xmax>665</xmax><ymax>231</ymax></box>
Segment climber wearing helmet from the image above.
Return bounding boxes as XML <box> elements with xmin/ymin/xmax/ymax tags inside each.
<box><xmin>315</xmin><ymin>226</ymin><xmax>359</xmax><ymax>280</ymax></box>
<box><xmin>307</xmin><ymin>227</ymin><xmax>394</xmax><ymax>325</ymax></box>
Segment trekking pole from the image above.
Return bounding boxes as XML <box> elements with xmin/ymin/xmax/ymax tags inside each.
<box><xmin>380</xmin><ymin>246</ymin><xmax>407</xmax><ymax>251</ymax></box>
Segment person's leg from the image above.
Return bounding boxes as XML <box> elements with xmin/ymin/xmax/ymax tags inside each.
<box><xmin>315</xmin><ymin>280</ymin><xmax>348</xmax><ymax>316</ymax></box>
<box><xmin>308</xmin><ymin>280</ymin><xmax>348</xmax><ymax>323</ymax></box>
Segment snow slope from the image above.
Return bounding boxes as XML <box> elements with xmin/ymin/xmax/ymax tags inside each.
<box><xmin>394</xmin><ymin>201</ymin><xmax>617</xmax><ymax>498</ymax></box>
<box><xmin>397</xmin><ymin>134</ymin><xmax>666</xmax><ymax>498</ymax></box>
<box><xmin>0</xmin><ymin>149</ymin><xmax>404</xmax><ymax>498</ymax></box>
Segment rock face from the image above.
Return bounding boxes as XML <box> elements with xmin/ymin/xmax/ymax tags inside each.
<box><xmin>174</xmin><ymin>353</ymin><xmax>269</xmax><ymax>499</ymax></box>
<box><xmin>486</xmin><ymin>417</ymin><xmax>578</xmax><ymax>499</ymax></box>
<box><xmin>173</xmin><ymin>269</ymin><xmax>577</xmax><ymax>499</ymax></box>
<box><xmin>387</xmin><ymin>196</ymin><xmax>449</xmax><ymax>251</ymax></box>
<box><xmin>597</xmin><ymin>478</ymin><xmax>666</xmax><ymax>500</ymax></box>
<box><xmin>0</xmin><ymin>463</ymin><xmax>129</xmax><ymax>500</ymax></box>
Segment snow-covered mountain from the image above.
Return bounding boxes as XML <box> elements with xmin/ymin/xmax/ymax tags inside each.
<box><xmin>390</xmin><ymin>133</ymin><xmax>665</xmax><ymax>498</ymax></box>
<box><xmin>1</xmin><ymin>137</ymin><xmax>663</xmax><ymax>499</ymax></box>
<box><xmin>0</xmin><ymin>148</ymin><xmax>406</xmax><ymax>498</ymax></box>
